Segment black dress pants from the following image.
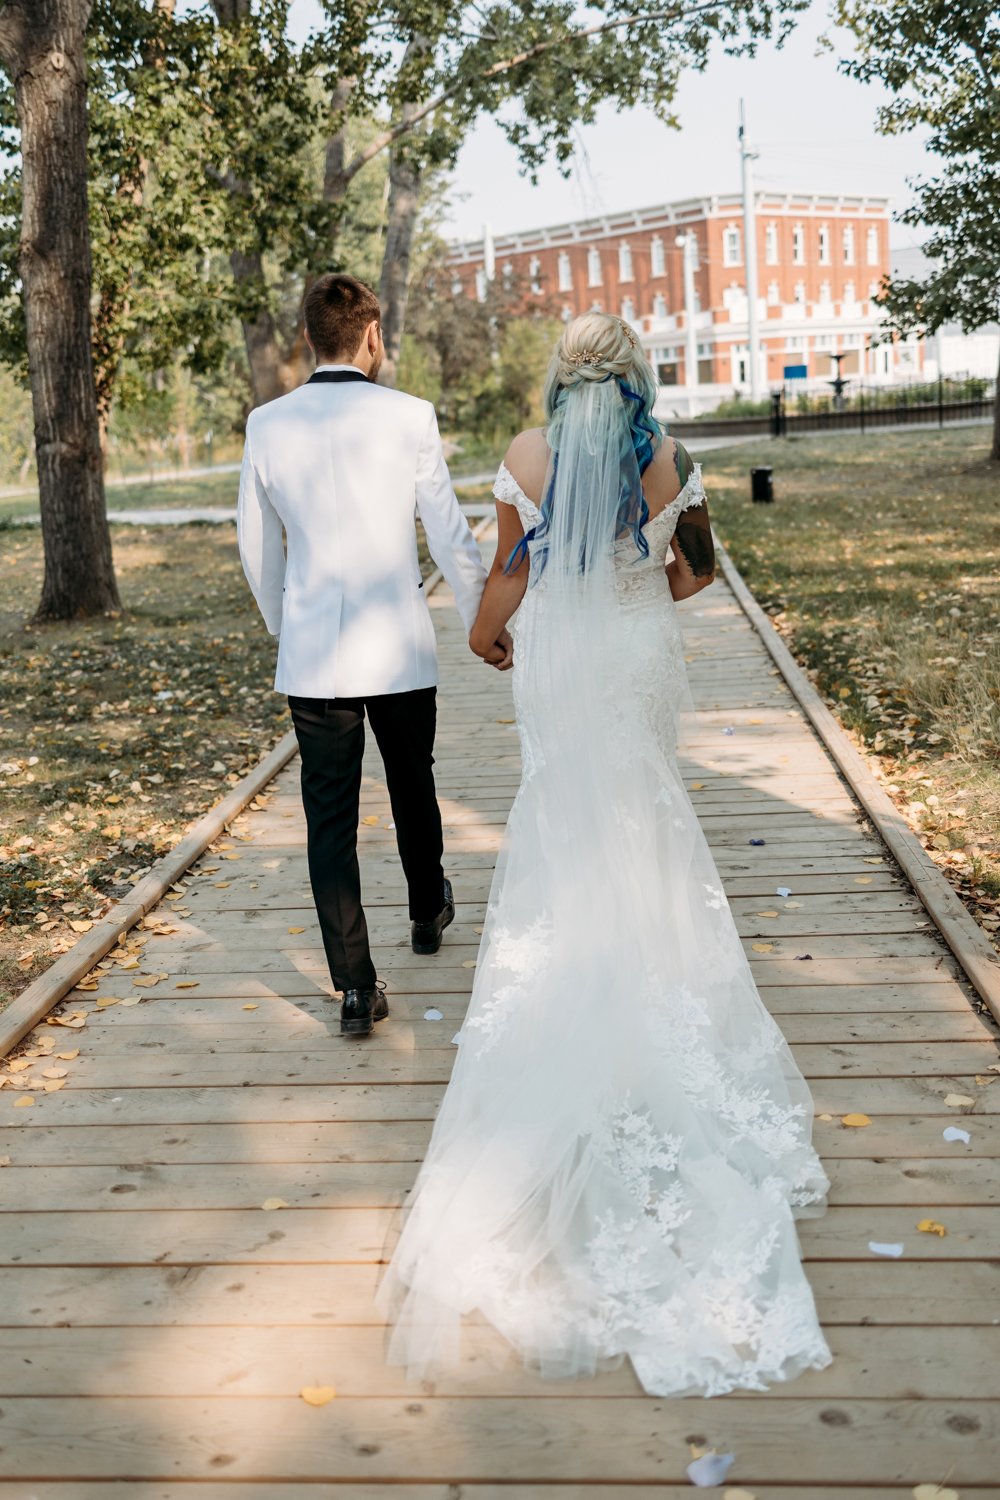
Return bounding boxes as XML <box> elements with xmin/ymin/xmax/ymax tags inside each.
<box><xmin>287</xmin><ymin>687</ymin><xmax>445</xmax><ymax>994</ymax></box>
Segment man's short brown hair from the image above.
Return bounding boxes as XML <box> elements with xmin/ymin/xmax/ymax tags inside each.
<box><xmin>303</xmin><ymin>273</ymin><xmax>381</xmax><ymax>360</ymax></box>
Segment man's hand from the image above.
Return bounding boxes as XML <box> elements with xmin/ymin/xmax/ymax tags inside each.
<box><xmin>476</xmin><ymin>629</ymin><xmax>514</xmax><ymax>671</ymax></box>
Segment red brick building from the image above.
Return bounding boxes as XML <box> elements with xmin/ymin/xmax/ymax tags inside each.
<box><xmin>448</xmin><ymin>192</ymin><xmax>920</xmax><ymax>412</ymax></box>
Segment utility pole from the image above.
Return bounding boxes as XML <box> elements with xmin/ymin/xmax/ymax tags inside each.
<box><xmin>482</xmin><ymin>221</ymin><xmax>496</xmax><ymax>284</ymax></box>
<box><xmin>738</xmin><ymin>99</ymin><xmax>762</xmax><ymax>401</ymax></box>
<box><xmin>676</xmin><ymin>230</ymin><xmax>699</xmax><ymax>414</ymax></box>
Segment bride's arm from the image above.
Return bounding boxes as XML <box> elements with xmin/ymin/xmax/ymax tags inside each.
<box><xmin>663</xmin><ymin>439</ymin><xmax>715</xmax><ymax>601</ymax></box>
<box><xmin>469</xmin><ymin>501</ymin><xmax>530</xmax><ymax>663</ymax></box>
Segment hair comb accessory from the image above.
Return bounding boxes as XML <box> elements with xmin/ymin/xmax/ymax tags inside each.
<box><xmin>567</xmin><ymin>348</ymin><xmax>602</xmax><ymax>366</ymax></box>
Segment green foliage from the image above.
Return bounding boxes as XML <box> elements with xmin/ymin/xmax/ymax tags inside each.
<box><xmin>834</xmin><ymin>0</ymin><xmax>1000</xmax><ymax>338</ymax></box>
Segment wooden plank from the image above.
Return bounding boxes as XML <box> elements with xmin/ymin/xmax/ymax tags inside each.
<box><xmin>2</xmin><ymin>1154</ymin><xmax>997</xmax><ymax>1211</ymax></box>
<box><xmin>5</xmin><ymin>1076</ymin><xmax>995</xmax><ymax>1127</ymax></box>
<box><xmin>23</xmin><ymin>1038</ymin><xmax>993</xmax><ymax>1088</ymax></box>
<box><xmin>0</xmin><ymin>1396</ymin><xmax>996</xmax><ymax>1483</ymax></box>
<box><xmin>4</xmin><ymin>1112</ymin><xmax>998</xmax><ymax>1168</ymax></box>
<box><xmin>2</xmin><ymin>1323</ymin><xmax>997</xmax><ymax>1400</ymax></box>
<box><xmin>5</xmin><ymin>1488</ymin><xmax>991</xmax><ymax>1500</ymax></box>
<box><xmin>1</xmin><ymin>1206</ymin><xmax>997</xmax><ymax>1265</ymax></box>
<box><xmin>1</xmin><ymin>1260</ymin><xmax>994</xmax><ymax>1329</ymax></box>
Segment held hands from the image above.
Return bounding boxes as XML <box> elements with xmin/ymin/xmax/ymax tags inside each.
<box><xmin>471</xmin><ymin>627</ymin><xmax>514</xmax><ymax>672</ymax></box>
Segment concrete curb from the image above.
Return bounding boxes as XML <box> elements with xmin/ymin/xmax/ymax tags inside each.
<box><xmin>714</xmin><ymin>530</ymin><xmax>1000</xmax><ymax>1026</ymax></box>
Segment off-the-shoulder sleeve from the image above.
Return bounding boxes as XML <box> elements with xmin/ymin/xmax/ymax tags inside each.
<box><xmin>493</xmin><ymin>462</ymin><xmax>544</xmax><ymax>529</ymax></box>
<box><xmin>678</xmin><ymin>461</ymin><xmax>707</xmax><ymax>510</ymax></box>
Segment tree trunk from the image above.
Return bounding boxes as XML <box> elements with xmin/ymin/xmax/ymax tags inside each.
<box><xmin>0</xmin><ymin>0</ymin><xmax>120</xmax><ymax>620</ymax></box>
<box><xmin>992</xmin><ymin>338</ymin><xmax>1000</xmax><ymax>462</ymax></box>
<box><xmin>377</xmin><ymin>131</ymin><xmax>423</xmax><ymax>389</ymax></box>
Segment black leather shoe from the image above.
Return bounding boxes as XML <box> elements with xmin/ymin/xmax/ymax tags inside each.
<box><xmin>411</xmin><ymin>878</ymin><xmax>455</xmax><ymax>955</ymax></box>
<box><xmin>340</xmin><ymin>981</ymin><xmax>389</xmax><ymax>1037</ymax></box>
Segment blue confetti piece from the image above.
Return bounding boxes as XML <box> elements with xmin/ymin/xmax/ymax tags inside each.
<box><xmin>749</xmin><ymin>838</ymin><xmax>766</xmax><ymax>846</ymax></box>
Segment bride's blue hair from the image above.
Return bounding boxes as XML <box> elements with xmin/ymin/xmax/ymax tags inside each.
<box><xmin>504</xmin><ymin>321</ymin><xmax>663</xmax><ymax>577</ymax></box>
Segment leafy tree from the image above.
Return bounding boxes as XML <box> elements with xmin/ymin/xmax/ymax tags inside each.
<box><xmin>834</xmin><ymin>0</ymin><xmax>1000</xmax><ymax>459</ymax></box>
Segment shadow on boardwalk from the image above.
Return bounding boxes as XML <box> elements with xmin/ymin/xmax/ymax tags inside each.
<box><xmin>0</xmin><ymin>537</ymin><xmax>998</xmax><ymax>1495</ymax></box>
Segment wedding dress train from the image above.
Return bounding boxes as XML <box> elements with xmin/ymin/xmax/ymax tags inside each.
<box><xmin>374</xmin><ymin>456</ymin><xmax>833</xmax><ymax>1397</ymax></box>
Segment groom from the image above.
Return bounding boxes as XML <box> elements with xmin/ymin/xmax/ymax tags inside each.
<box><xmin>238</xmin><ymin>273</ymin><xmax>506</xmax><ymax>1036</ymax></box>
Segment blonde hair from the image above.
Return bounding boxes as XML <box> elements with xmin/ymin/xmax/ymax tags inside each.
<box><xmin>544</xmin><ymin>312</ymin><xmax>655</xmax><ymax>409</ymax></box>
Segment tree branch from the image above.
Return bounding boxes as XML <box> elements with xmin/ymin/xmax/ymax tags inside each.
<box><xmin>339</xmin><ymin>2</ymin><xmax>725</xmax><ymax>185</ymax></box>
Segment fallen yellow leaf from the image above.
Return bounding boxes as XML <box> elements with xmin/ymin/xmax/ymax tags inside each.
<box><xmin>361</xmin><ymin>816</ymin><xmax>379</xmax><ymax>826</ymax></box>
<box><xmin>262</xmin><ymin>1197</ymin><xmax>288</xmax><ymax>1211</ymax></box>
<box><xmin>41</xmin><ymin>1067</ymin><xmax>68</xmax><ymax>1080</ymax></box>
<box><xmin>751</xmin><ymin>942</ymin><xmax>774</xmax><ymax>953</ymax></box>
<box><xmin>757</xmin><ymin>910</ymin><xmax>779</xmax><ymax>918</ymax></box>
<box><xmin>816</xmin><ymin>1113</ymin><xmax>834</xmax><ymax>1121</ymax></box>
<box><xmin>95</xmin><ymin>997</ymin><xmax>120</xmax><ymax>1009</ymax></box>
<box><xmin>69</xmin><ymin>920</ymin><xmax>93</xmax><ymax>933</ymax></box>
<box><xmin>13</xmin><ymin>1096</ymin><xmax>34</xmax><ymax>1107</ymax></box>
<box><xmin>55</xmin><ymin>1050</ymin><xmax>79</xmax><ymax>1061</ymax></box>
<box><xmin>175</xmin><ymin>981</ymin><xmax>199</xmax><ymax>990</ymax></box>
<box><xmin>7</xmin><ymin>1059</ymin><xmax>32</xmax><ymax>1074</ymax></box>
<box><xmin>854</xmin><ymin>876</ymin><xmax>873</xmax><ymax>884</ymax></box>
<box><xmin>841</xmin><ymin>1113</ymin><xmax>872</xmax><ymax>1128</ymax></box>
<box><xmin>299</xmin><ymin>1385</ymin><xmax>336</xmax><ymax>1406</ymax></box>
<box><xmin>462</xmin><ymin>959</ymin><xmax>477</xmax><ymax>968</ymax></box>
<box><xmin>689</xmin><ymin>781</ymin><xmax>705</xmax><ymax>790</ymax></box>
<box><xmin>287</xmin><ymin>927</ymin><xmax>305</xmax><ymax>935</ymax></box>
<box><xmin>214</xmin><ymin>881</ymin><xmax>230</xmax><ymax>889</ymax></box>
<box><xmin>863</xmin><ymin>856</ymin><xmax>884</xmax><ymax>865</ymax></box>
<box><xmin>944</xmin><ymin>1093</ymin><xmax>975</xmax><ymax>1107</ymax></box>
<box><xmin>917</xmin><ymin>1218</ymin><xmax>947</xmax><ymax>1237</ymax></box>
<box><xmin>119</xmin><ymin>995</ymin><xmax>143</xmax><ymax>1007</ymax></box>
<box><xmin>77</xmin><ymin>978</ymin><xmax>99</xmax><ymax>990</ymax></box>
<box><xmin>242</xmin><ymin>1003</ymin><xmax>258</xmax><ymax>1011</ymax></box>
<box><xmin>43</xmin><ymin>1080</ymin><xmax>66</xmax><ymax>1093</ymax></box>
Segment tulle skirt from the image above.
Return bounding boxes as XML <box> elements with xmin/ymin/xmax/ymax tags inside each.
<box><xmin>373</xmin><ymin>576</ymin><xmax>833</xmax><ymax>1397</ymax></box>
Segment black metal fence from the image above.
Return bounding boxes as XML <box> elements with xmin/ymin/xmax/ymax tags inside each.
<box><xmin>668</xmin><ymin>375</ymin><xmax>996</xmax><ymax>441</ymax></box>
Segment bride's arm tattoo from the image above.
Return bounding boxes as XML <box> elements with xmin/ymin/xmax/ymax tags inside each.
<box><xmin>673</xmin><ymin>438</ymin><xmax>694</xmax><ymax>488</ymax></box>
<box><xmin>674</xmin><ymin>502</ymin><xmax>715</xmax><ymax>578</ymax></box>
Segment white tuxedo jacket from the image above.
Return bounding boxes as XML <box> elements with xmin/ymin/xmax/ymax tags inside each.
<box><xmin>237</xmin><ymin>365</ymin><xmax>487</xmax><ymax>698</ymax></box>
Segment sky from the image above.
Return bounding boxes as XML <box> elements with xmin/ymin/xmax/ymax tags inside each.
<box><xmin>285</xmin><ymin>0</ymin><xmax>933</xmax><ymax>252</ymax></box>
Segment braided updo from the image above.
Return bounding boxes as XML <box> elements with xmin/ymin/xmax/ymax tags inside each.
<box><xmin>542</xmin><ymin>310</ymin><xmax>661</xmax><ymax>463</ymax></box>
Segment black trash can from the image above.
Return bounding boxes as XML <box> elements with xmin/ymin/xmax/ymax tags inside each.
<box><xmin>751</xmin><ymin>466</ymin><xmax>774</xmax><ymax>504</ymax></box>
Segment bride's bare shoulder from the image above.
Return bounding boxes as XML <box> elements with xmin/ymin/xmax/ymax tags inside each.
<box><xmin>644</xmin><ymin>434</ymin><xmax>696</xmax><ymax>508</ymax></box>
<box><xmin>502</xmin><ymin>428</ymin><xmax>549</xmax><ymax>506</ymax></box>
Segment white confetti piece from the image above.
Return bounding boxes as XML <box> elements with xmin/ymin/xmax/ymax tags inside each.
<box><xmin>423</xmin><ymin>1007</ymin><xmax>443</xmax><ymax>1021</ymax></box>
<box><xmin>868</xmin><ymin>1241</ymin><xmax>904</xmax><ymax>1258</ymax></box>
<box><xmin>942</xmin><ymin>1126</ymin><xmax>971</xmax><ymax>1144</ymax></box>
<box><xmin>775</xmin><ymin>886</ymin><xmax>792</xmax><ymax>898</ymax></box>
<box><xmin>687</xmin><ymin>1451</ymin><xmax>735</xmax><ymax>1487</ymax></box>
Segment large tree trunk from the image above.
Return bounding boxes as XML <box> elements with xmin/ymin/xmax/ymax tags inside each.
<box><xmin>0</xmin><ymin>0</ymin><xmax>119</xmax><ymax>620</ymax></box>
<box><xmin>377</xmin><ymin>131</ymin><xmax>423</xmax><ymax>389</ymax></box>
<box><xmin>992</xmin><ymin>338</ymin><xmax>1000</xmax><ymax>462</ymax></box>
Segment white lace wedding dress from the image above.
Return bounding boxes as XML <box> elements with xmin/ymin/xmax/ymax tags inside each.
<box><xmin>374</xmin><ymin>458</ymin><xmax>833</xmax><ymax>1397</ymax></box>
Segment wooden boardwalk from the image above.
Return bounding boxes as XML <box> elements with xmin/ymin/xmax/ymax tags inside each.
<box><xmin>2</xmin><ymin>537</ymin><xmax>1000</xmax><ymax>1497</ymax></box>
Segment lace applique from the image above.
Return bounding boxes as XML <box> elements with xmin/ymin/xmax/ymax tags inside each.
<box><xmin>493</xmin><ymin>462</ymin><xmax>543</xmax><ymax>531</ymax></box>
<box><xmin>464</xmin><ymin>914</ymin><xmax>553</xmax><ymax>1058</ymax></box>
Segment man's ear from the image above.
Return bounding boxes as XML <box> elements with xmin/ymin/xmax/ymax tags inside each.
<box><xmin>369</xmin><ymin>319</ymin><xmax>381</xmax><ymax>352</ymax></box>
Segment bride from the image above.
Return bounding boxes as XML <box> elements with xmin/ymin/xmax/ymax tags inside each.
<box><xmin>374</xmin><ymin>311</ymin><xmax>833</xmax><ymax>1397</ymax></box>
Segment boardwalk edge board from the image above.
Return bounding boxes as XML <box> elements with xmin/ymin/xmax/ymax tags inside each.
<box><xmin>0</xmin><ymin>518</ymin><xmax>495</xmax><ymax>1059</ymax></box>
<box><xmin>713</xmin><ymin>529</ymin><xmax>1000</xmax><ymax>1026</ymax></box>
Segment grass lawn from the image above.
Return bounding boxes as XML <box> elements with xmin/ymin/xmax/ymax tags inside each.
<box><xmin>0</xmin><ymin>467</ymin><xmax>241</xmax><ymax>523</ymax></box>
<box><xmin>701</xmin><ymin>424</ymin><xmax>1000</xmax><ymax>948</ymax></box>
<box><xmin>0</xmin><ymin>522</ymin><xmax>294</xmax><ymax>1009</ymax></box>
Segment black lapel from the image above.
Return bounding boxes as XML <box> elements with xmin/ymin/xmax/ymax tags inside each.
<box><xmin>306</xmin><ymin>370</ymin><xmax>371</xmax><ymax>385</ymax></box>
